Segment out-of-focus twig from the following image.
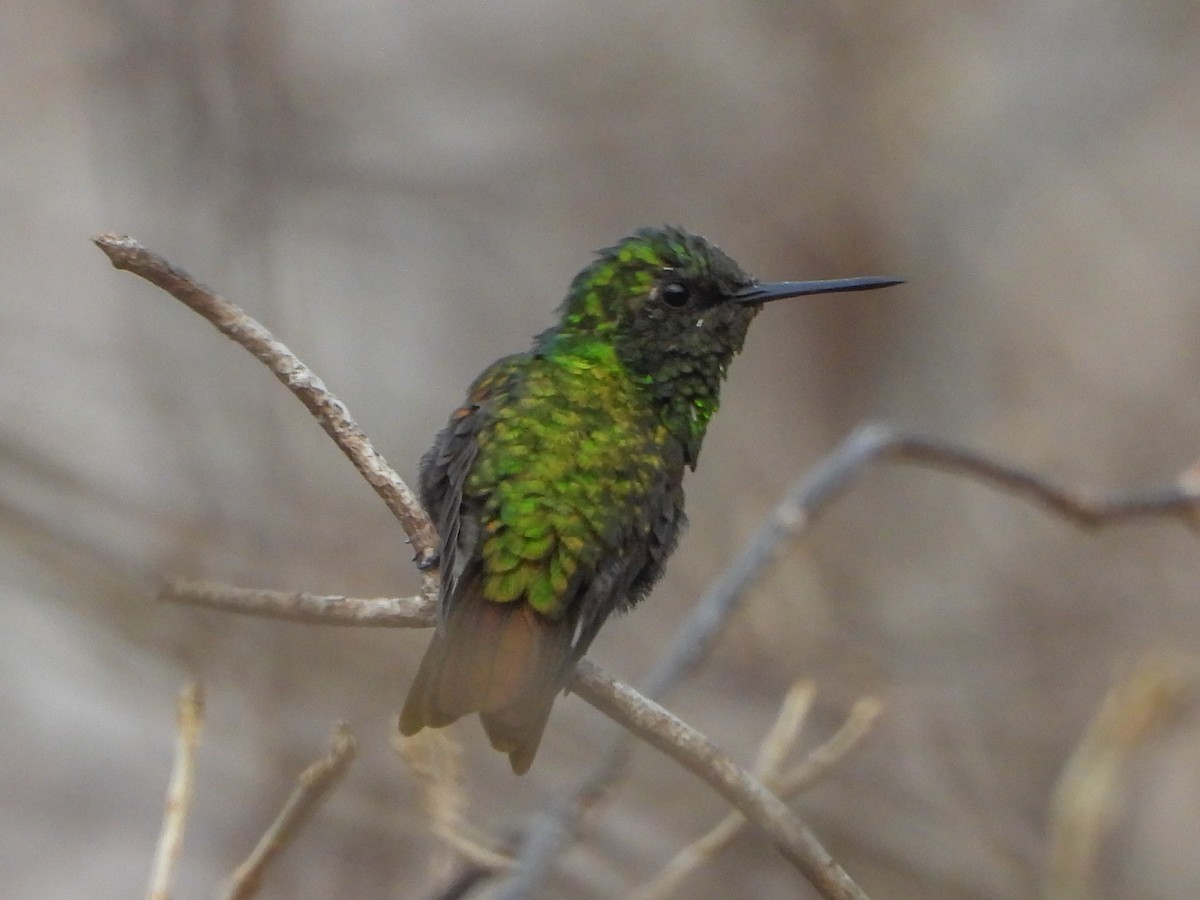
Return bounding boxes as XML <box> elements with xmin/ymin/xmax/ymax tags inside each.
<box><xmin>158</xmin><ymin>581</ymin><xmax>867</xmax><ymax>899</ymax></box>
<box><xmin>393</xmin><ymin>727</ymin><xmax>513</xmax><ymax>883</ymax></box>
<box><xmin>642</xmin><ymin>422</ymin><xmax>1200</xmax><ymax>705</ymax></box>
<box><xmin>1045</xmin><ymin>653</ymin><xmax>1191</xmax><ymax>900</ymax></box>
<box><xmin>628</xmin><ymin>682</ymin><xmax>817</xmax><ymax>900</ymax></box>
<box><xmin>634</xmin><ymin>694</ymin><xmax>882</xmax><ymax>900</ymax></box>
<box><xmin>147</xmin><ymin>683</ymin><xmax>205</xmax><ymax>900</ymax></box>
<box><xmin>777</xmin><ymin>696</ymin><xmax>883</xmax><ymax>794</ymax></box>
<box><xmin>753</xmin><ymin>681</ymin><xmax>818</xmax><ymax>777</ymax></box>
<box><xmin>570</xmin><ymin>661</ymin><xmax>870</xmax><ymax>900</ymax></box>
<box><xmin>101</xmin><ymin>235</ymin><xmax>1200</xmax><ymax>900</ymax></box>
<box><xmin>220</xmin><ymin>724</ymin><xmax>357</xmax><ymax>900</ymax></box>
<box><xmin>499</xmin><ymin>421</ymin><xmax>1200</xmax><ymax>895</ymax></box>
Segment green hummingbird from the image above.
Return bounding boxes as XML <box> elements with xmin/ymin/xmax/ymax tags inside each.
<box><xmin>400</xmin><ymin>225</ymin><xmax>899</xmax><ymax>773</ymax></box>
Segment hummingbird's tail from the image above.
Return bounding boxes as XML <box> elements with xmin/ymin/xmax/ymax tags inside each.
<box><xmin>399</xmin><ymin>591</ymin><xmax>574</xmax><ymax>775</ymax></box>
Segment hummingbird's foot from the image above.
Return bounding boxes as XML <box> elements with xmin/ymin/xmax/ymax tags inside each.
<box><xmin>415</xmin><ymin>549</ymin><xmax>440</xmax><ymax>571</ymax></box>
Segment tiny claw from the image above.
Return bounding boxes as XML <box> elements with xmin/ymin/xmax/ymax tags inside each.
<box><xmin>416</xmin><ymin>549</ymin><xmax>440</xmax><ymax>571</ymax></box>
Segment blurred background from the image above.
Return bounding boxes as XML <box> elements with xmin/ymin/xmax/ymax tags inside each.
<box><xmin>5</xmin><ymin>1</ymin><xmax>1200</xmax><ymax>897</ymax></box>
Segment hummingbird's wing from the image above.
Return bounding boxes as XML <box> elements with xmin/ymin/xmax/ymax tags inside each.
<box><xmin>403</xmin><ymin>352</ymin><xmax>688</xmax><ymax>774</ymax></box>
<box><xmin>570</xmin><ymin>475</ymin><xmax>686</xmax><ymax>661</ymax></box>
<box><xmin>417</xmin><ymin>418</ymin><xmax>478</xmax><ymax>619</ymax></box>
<box><xmin>403</xmin><ymin>356</ymin><xmax>576</xmax><ymax>773</ymax></box>
<box><xmin>416</xmin><ymin>356</ymin><xmax>524</xmax><ymax>619</ymax></box>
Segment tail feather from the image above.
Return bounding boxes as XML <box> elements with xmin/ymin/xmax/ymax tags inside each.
<box><xmin>480</xmin><ymin>693</ymin><xmax>559</xmax><ymax>776</ymax></box>
<box><xmin>399</xmin><ymin>591</ymin><xmax>574</xmax><ymax>774</ymax></box>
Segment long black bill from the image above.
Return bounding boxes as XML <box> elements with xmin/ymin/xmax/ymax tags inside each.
<box><xmin>736</xmin><ymin>275</ymin><xmax>903</xmax><ymax>305</ymax></box>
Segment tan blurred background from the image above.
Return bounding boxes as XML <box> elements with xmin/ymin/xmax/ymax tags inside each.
<box><xmin>6</xmin><ymin>1</ymin><xmax>1200</xmax><ymax>897</ymax></box>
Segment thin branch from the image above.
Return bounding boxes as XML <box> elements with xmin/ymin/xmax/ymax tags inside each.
<box><xmin>147</xmin><ymin>683</ymin><xmax>205</xmax><ymax>900</ymax></box>
<box><xmin>642</xmin><ymin>422</ymin><xmax>1200</xmax><ymax>704</ymax></box>
<box><xmin>779</xmin><ymin>697</ymin><xmax>883</xmax><ymax>796</ymax></box>
<box><xmin>1045</xmin><ymin>653</ymin><xmax>1190</xmax><ymax>900</ymax></box>
<box><xmin>752</xmin><ymin>680</ymin><xmax>817</xmax><ymax>780</ymax></box>
<box><xmin>101</xmin><ymin>236</ymin><xmax>1200</xmax><ymax>899</ymax></box>
<box><xmin>569</xmin><ymin>661</ymin><xmax>870</xmax><ymax>900</ymax></box>
<box><xmin>882</xmin><ymin>428</ymin><xmax>1200</xmax><ymax>527</ymax></box>
<box><xmin>221</xmin><ymin>724</ymin><xmax>357</xmax><ymax>900</ymax></box>
<box><xmin>628</xmin><ymin>682</ymin><xmax>819</xmax><ymax>900</ymax></box>
<box><xmin>501</xmin><ymin>421</ymin><xmax>1200</xmax><ymax>893</ymax></box>
<box><xmin>92</xmin><ymin>233</ymin><xmax>439</xmax><ymax>567</ymax></box>
<box><xmin>632</xmin><ymin>695</ymin><xmax>882</xmax><ymax>900</ymax></box>
<box><xmin>159</xmin><ymin>583</ymin><xmax>863</xmax><ymax>899</ymax></box>
<box><xmin>160</xmin><ymin>578</ymin><xmax>436</xmax><ymax>628</ymax></box>
<box><xmin>393</xmin><ymin>727</ymin><xmax>513</xmax><ymax>883</ymax></box>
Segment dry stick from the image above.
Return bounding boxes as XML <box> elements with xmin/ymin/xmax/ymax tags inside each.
<box><xmin>634</xmin><ymin>696</ymin><xmax>883</xmax><ymax>900</ymax></box>
<box><xmin>147</xmin><ymin>683</ymin><xmax>205</xmax><ymax>900</ymax></box>
<box><xmin>393</xmin><ymin>726</ymin><xmax>514</xmax><ymax>878</ymax></box>
<box><xmin>160</xmin><ymin>580</ymin><xmax>435</xmax><ymax>625</ymax></box>
<box><xmin>644</xmin><ymin>421</ymin><xmax>1200</xmax><ymax>703</ymax></box>
<box><xmin>754</xmin><ymin>681</ymin><xmax>818</xmax><ymax>780</ymax></box>
<box><xmin>221</xmin><ymin>725</ymin><xmax>357</xmax><ymax>900</ymax></box>
<box><xmin>98</xmin><ymin>236</ymin><xmax>1200</xmax><ymax>898</ymax></box>
<box><xmin>777</xmin><ymin>697</ymin><xmax>884</xmax><ymax>796</ymax></box>
<box><xmin>91</xmin><ymin>233</ymin><xmax>439</xmax><ymax>571</ymax></box>
<box><xmin>571</xmin><ymin>662</ymin><xmax>869</xmax><ymax>900</ymax></box>
<box><xmin>630</xmin><ymin>683</ymin><xmax>820</xmax><ymax>900</ymax></box>
<box><xmin>1044</xmin><ymin>653</ymin><xmax>1190</xmax><ymax>900</ymax></box>
<box><xmin>160</xmin><ymin>581</ymin><xmax>862</xmax><ymax>898</ymax></box>
<box><xmin>97</xmin><ymin>235</ymin><xmax>869</xmax><ymax>900</ymax></box>
<box><xmin>161</xmin><ymin>578</ymin><xmax>436</xmax><ymax>628</ymax></box>
<box><xmin>498</xmin><ymin>421</ymin><xmax>1200</xmax><ymax>896</ymax></box>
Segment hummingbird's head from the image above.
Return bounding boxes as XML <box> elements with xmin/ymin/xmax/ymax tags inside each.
<box><xmin>557</xmin><ymin>226</ymin><xmax>757</xmax><ymax>370</ymax></box>
<box><xmin>557</xmin><ymin>225</ymin><xmax>898</xmax><ymax>377</ymax></box>
<box><xmin>551</xmin><ymin>225</ymin><xmax>900</xmax><ymax>463</ymax></box>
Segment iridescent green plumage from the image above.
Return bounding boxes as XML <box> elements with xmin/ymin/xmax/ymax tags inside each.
<box><xmin>468</xmin><ymin>348</ymin><xmax>676</xmax><ymax>615</ymax></box>
<box><xmin>399</xmin><ymin>226</ymin><xmax>899</xmax><ymax>773</ymax></box>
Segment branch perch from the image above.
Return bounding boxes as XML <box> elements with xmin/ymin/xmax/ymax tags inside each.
<box><xmin>101</xmin><ymin>234</ymin><xmax>864</xmax><ymax>899</ymax></box>
<box><xmin>634</xmin><ymin>692</ymin><xmax>883</xmax><ymax>900</ymax></box>
<box><xmin>160</xmin><ymin>580</ymin><xmax>865</xmax><ymax>897</ymax></box>
<box><xmin>92</xmin><ymin>233</ymin><xmax>438</xmax><ymax>569</ymax></box>
<box><xmin>161</xmin><ymin>578</ymin><xmax>435</xmax><ymax>628</ymax></box>
<box><xmin>499</xmin><ymin>422</ymin><xmax>1200</xmax><ymax>893</ymax></box>
<box><xmin>570</xmin><ymin>661</ymin><xmax>868</xmax><ymax>900</ymax></box>
<box><xmin>100</xmin><ymin>234</ymin><xmax>1200</xmax><ymax>900</ymax></box>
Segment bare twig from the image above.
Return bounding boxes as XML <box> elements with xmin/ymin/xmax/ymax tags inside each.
<box><xmin>501</xmin><ymin>421</ymin><xmax>1200</xmax><ymax>894</ymax></box>
<box><xmin>570</xmin><ymin>661</ymin><xmax>870</xmax><ymax>900</ymax></box>
<box><xmin>881</xmin><ymin>428</ymin><xmax>1200</xmax><ymax>527</ymax></box>
<box><xmin>642</xmin><ymin>422</ymin><xmax>1200</xmax><ymax>704</ymax></box>
<box><xmin>158</xmin><ymin>582</ymin><xmax>867</xmax><ymax>899</ymax></box>
<box><xmin>1045</xmin><ymin>653</ymin><xmax>1191</xmax><ymax>900</ymax></box>
<box><xmin>101</xmin><ymin>236</ymin><xmax>1200</xmax><ymax>900</ymax></box>
<box><xmin>753</xmin><ymin>680</ymin><xmax>818</xmax><ymax>779</ymax></box>
<box><xmin>147</xmin><ymin>683</ymin><xmax>204</xmax><ymax>900</ymax></box>
<box><xmin>92</xmin><ymin>233</ymin><xmax>439</xmax><ymax>567</ymax></box>
<box><xmin>161</xmin><ymin>578</ymin><xmax>435</xmax><ymax>627</ymax></box>
<box><xmin>628</xmin><ymin>682</ymin><xmax>818</xmax><ymax>900</ymax></box>
<box><xmin>393</xmin><ymin>727</ymin><xmax>513</xmax><ymax>882</ymax></box>
<box><xmin>778</xmin><ymin>697</ymin><xmax>883</xmax><ymax>795</ymax></box>
<box><xmin>634</xmin><ymin>695</ymin><xmax>883</xmax><ymax>900</ymax></box>
<box><xmin>221</xmin><ymin>724</ymin><xmax>357</xmax><ymax>900</ymax></box>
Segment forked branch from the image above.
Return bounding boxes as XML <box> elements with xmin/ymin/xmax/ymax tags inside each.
<box><xmin>99</xmin><ymin>233</ymin><xmax>1200</xmax><ymax>900</ymax></box>
<box><xmin>97</xmin><ymin>234</ymin><xmax>868</xmax><ymax>900</ymax></box>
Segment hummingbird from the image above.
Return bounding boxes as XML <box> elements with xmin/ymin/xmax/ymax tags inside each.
<box><xmin>400</xmin><ymin>225</ymin><xmax>899</xmax><ymax>773</ymax></box>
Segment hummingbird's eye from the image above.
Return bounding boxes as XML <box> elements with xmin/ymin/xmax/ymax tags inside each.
<box><xmin>660</xmin><ymin>281</ymin><xmax>691</xmax><ymax>308</ymax></box>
